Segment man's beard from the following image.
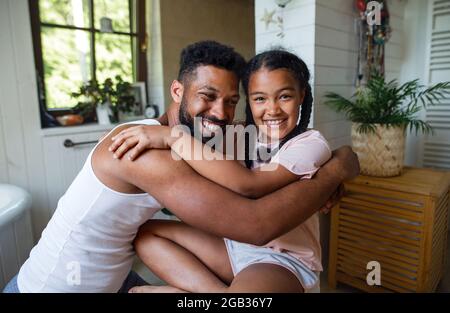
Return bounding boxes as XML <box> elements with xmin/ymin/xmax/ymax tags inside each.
<box><xmin>178</xmin><ymin>95</ymin><xmax>228</xmax><ymax>143</ymax></box>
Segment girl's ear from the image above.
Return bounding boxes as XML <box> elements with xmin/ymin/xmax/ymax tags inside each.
<box><xmin>170</xmin><ymin>80</ymin><xmax>184</xmax><ymax>103</ymax></box>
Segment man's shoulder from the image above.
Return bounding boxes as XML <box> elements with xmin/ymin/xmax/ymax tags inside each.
<box><xmin>121</xmin><ymin>118</ymin><xmax>161</xmax><ymax>127</ymax></box>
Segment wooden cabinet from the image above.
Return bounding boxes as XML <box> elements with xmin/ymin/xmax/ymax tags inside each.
<box><xmin>328</xmin><ymin>167</ymin><xmax>450</xmax><ymax>292</ymax></box>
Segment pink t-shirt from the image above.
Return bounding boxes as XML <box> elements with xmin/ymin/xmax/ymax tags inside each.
<box><xmin>253</xmin><ymin>130</ymin><xmax>332</xmax><ymax>271</ymax></box>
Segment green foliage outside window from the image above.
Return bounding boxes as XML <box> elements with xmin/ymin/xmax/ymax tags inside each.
<box><xmin>37</xmin><ymin>0</ymin><xmax>137</xmax><ymax>110</ymax></box>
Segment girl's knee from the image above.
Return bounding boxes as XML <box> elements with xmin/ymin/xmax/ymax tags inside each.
<box><xmin>134</xmin><ymin>221</ymin><xmax>162</xmax><ymax>253</ymax></box>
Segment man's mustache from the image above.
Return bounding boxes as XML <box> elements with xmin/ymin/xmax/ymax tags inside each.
<box><xmin>197</xmin><ymin>114</ymin><xmax>228</xmax><ymax>126</ymax></box>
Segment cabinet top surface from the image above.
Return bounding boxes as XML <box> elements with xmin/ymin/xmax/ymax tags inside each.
<box><xmin>347</xmin><ymin>167</ymin><xmax>450</xmax><ymax>197</ymax></box>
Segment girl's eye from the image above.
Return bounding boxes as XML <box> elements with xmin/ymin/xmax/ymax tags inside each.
<box><xmin>253</xmin><ymin>97</ymin><xmax>265</xmax><ymax>102</ymax></box>
<box><xmin>280</xmin><ymin>94</ymin><xmax>292</xmax><ymax>100</ymax></box>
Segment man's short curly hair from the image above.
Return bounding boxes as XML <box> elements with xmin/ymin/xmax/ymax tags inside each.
<box><xmin>177</xmin><ymin>40</ymin><xmax>246</xmax><ymax>84</ymax></box>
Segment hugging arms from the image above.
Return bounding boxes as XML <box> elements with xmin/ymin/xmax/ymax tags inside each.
<box><xmin>95</xmin><ymin>123</ymin><xmax>359</xmax><ymax>246</ymax></box>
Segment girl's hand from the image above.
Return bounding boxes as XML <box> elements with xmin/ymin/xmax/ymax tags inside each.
<box><xmin>109</xmin><ymin>125</ymin><xmax>173</xmax><ymax>161</ymax></box>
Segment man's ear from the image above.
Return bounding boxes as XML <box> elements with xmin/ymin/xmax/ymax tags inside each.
<box><xmin>170</xmin><ymin>80</ymin><xmax>184</xmax><ymax>103</ymax></box>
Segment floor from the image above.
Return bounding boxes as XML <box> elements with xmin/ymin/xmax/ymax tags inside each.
<box><xmin>133</xmin><ymin>232</ymin><xmax>450</xmax><ymax>293</ymax></box>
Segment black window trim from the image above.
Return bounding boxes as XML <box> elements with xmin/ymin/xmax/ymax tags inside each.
<box><xmin>29</xmin><ymin>0</ymin><xmax>147</xmax><ymax>116</ymax></box>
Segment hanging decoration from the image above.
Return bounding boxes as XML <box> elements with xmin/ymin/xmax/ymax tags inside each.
<box><xmin>260</xmin><ymin>0</ymin><xmax>292</xmax><ymax>38</ymax></box>
<box><xmin>260</xmin><ymin>8</ymin><xmax>285</xmax><ymax>38</ymax></box>
<box><xmin>355</xmin><ymin>0</ymin><xmax>391</xmax><ymax>87</ymax></box>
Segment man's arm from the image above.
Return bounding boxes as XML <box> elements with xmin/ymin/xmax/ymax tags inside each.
<box><xmin>94</xmin><ymin>126</ymin><xmax>358</xmax><ymax>245</ymax></box>
<box><xmin>104</xmin><ymin>144</ymin><xmax>358</xmax><ymax>246</ymax></box>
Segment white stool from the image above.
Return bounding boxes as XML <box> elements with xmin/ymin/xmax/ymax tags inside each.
<box><xmin>0</xmin><ymin>184</ymin><xmax>34</xmax><ymax>290</ymax></box>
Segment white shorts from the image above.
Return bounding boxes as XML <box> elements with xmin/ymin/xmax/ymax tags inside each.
<box><xmin>224</xmin><ymin>239</ymin><xmax>320</xmax><ymax>293</ymax></box>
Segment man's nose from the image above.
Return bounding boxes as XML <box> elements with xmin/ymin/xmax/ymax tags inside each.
<box><xmin>209</xmin><ymin>100</ymin><xmax>227</xmax><ymax>121</ymax></box>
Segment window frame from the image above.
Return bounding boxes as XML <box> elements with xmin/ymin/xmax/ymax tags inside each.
<box><xmin>29</xmin><ymin>0</ymin><xmax>147</xmax><ymax>115</ymax></box>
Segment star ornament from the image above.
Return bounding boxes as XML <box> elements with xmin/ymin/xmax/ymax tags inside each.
<box><xmin>260</xmin><ymin>8</ymin><xmax>276</xmax><ymax>30</ymax></box>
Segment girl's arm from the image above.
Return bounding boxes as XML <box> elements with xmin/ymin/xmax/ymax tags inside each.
<box><xmin>109</xmin><ymin>125</ymin><xmax>300</xmax><ymax>198</ymax></box>
<box><xmin>109</xmin><ymin>125</ymin><xmax>330</xmax><ymax>198</ymax></box>
<box><xmin>170</xmin><ymin>131</ymin><xmax>299</xmax><ymax>198</ymax></box>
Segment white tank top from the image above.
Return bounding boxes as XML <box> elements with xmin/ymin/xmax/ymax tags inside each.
<box><xmin>18</xmin><ymin>119</ymin><xmax>163</xmax><ymax>292</ymax></box>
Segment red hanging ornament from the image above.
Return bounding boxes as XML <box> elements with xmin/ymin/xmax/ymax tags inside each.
<box><xmin>356</xmin><ymin>0</ymin><xmax>366</xmax><ymax>13</ymax></box>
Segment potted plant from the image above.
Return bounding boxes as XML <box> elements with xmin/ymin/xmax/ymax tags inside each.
<box><xmin>114</xmin><ymin>76</ymin><xmax>137</xmax><ymax>122</ymax></box>
<box><xmin>71</xmin><ymin>76</ymin><xmax>137</xmax><ymax>125</ymax></box>
<box><xmin>71</xmin><ymin>79</ymin><xmax>102</xmax><ymax>123</ymax></box>
<box><xmin>71</xmin><ymin>79</ymin><xmax>111</xmax><ymax>125</ymax></box>
<box><xmin>324</xmin><ymin>73</ymin><xmax>450</xmax><ymax>177</ymax></box>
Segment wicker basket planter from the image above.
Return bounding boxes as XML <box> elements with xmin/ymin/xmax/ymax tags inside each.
<box><xmin>351</xmin><ymin>123</ymin><xmax>406</xmax><ymax>177</ymax></box>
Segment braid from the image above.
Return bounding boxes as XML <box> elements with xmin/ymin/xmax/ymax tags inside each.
<box><xmin>298</xmin><ymin>81</ymin><xmax>313</xmax><ymax>132</ymax></box>
<box><xmin>244</xmin><ymin>100</ymin><xmax>255</xmax><ymax>169</ymax></box>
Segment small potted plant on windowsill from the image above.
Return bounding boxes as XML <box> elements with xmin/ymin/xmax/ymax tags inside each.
<box><xmin>71</xmin><ymin>79</ymin><xmax>109</xmax><ymax>125</ymax></box>
<box><xmin>114</xmin><ymin>76</ymin><xmax>137</xmax><ymax>122</ymax></box>
<box><xmin>324</xmin><ymin>73</ymin><xmax>450</xmax><ymax>177</ymax></box>
<box><xmin>71</xmin><ymin>76</ymin><xmax>137</xmax><ymax>125</ymax></box>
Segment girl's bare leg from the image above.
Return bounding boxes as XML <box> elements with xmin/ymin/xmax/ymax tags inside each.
<box><xmin>131</xmin><ymin>219</ymin><xmax>234</xmax><ymax>293</ymax></box>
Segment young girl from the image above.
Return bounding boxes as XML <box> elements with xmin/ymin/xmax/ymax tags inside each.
<box><xmin>110</xmin><ymin>49</ymin><xmax>332</xmax><ymax>293</ymax></box>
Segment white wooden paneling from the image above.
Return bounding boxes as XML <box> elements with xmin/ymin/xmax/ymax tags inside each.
<box><xmin>43</xmin><ymin>131</ymin><xmax>107</xmax><ymax>214</ymax></box>
<box><xmin>147</xmin><ymin>0</ymin><xmax>165</xmax><ymax>114</ymax></box>
<box><xmin>0</xmin><ymin>245</ymin><xmax>4</xmax><ymax>288</ymax></box>
<box><xmin>13</xmin><ymin>211</ymin><xmax>34</xmax><ymax>267</ymax></box>
<box><xmin>0</xmin><ymin>224</ymin><xmax>20</xmax><ymax>287</ymax></box>
<box><xmin>315</xmin><ymin>25</ymin><xmax>358</xmax><ymax>52</ymax></box>
<box><xmin>421</xmin><ymin>0</ymin><xmax>450</xmax><ymax>170</ymax></box>
<box><xmin>0</xmin><ymin>211</ymin><xmax>34</xmax><ymax>290</ymax></box>
<box><xmin>0</xmin><ymin>95</ymin><xmax>8</xmax><ymax>183</ymax></box>
<box><xmin>0</xmin><ymin>0</ymin><xmax>29</xmax><ymax>189</ymax></box>
<box><xmin>0</xmin><ymin>0</ymin><xmax>54</xmax><ymax>240</ymax></box>
<box><xmin>315</xmin><ymin>3</ymin><xmax>355</xmax><ymax>34</ymax></box>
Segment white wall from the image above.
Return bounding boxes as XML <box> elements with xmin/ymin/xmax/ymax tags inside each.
<box><xmin>0</xmin><ymin>0</ymin><xmax>51</xmax><ymax>241</ymax></box>
<box><xmin>147</xmin><ymin>0</ymin><xmax>165</xmax><ymax>118</ymax></box>
<box><xmin>313</xmin><ymin>0</ymin><xmax>358</xmax><ymax>150</ymax></box>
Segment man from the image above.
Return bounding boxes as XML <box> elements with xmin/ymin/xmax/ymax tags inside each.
<box><xmin>5</xmin><ymin>41</ymin><xmax>358</xmax><ymax>293</ymax></box>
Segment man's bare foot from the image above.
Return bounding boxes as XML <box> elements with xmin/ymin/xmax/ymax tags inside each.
<box><xmin>129</xmin><ymin>285</ymin><xmax>188</xmax><ymax>293</ymax></box>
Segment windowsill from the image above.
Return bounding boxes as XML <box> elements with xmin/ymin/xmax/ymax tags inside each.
<box><xmin>41</xmin><ymin>122</ymin><xmax>119</xmax><ymax>137</ymax></box>
<box><xmin>41</xmin><ymin>115</ymin><xmax>147</xmax><ymax>137</ymax></box>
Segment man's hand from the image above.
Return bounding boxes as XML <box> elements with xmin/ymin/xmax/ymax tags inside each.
<box><xmin>108</xmin><ymin>125</ymin><xmax>173</xmax><ymax>160</ymax></box>
<box><xmin>319</xmin><ymin>183</ymin><xmax>345</xmax><ymax>214</ymax></box>
<box><xmin>314</xmin><ymin>146</ymin><xmax>358</xmax><ymax>215</ymax></box>
<box><xmin>329</xmin><ymin>146</ymin><xmax>360</xmax><ymax>181</ymax></box>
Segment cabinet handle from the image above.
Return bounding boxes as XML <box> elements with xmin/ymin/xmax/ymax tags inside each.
<box><xmin>63</xmin><ymin>139</ymin><xmax>98</xmax><ymax>148</ymax></box>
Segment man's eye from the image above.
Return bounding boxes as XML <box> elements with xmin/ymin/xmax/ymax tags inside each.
<box><xmin>200</xmin><ymin>93</ymin><xmax>215</xmax><ymax>100</ymax></box>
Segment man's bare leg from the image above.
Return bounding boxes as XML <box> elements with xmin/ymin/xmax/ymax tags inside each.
<box><xmin>131</xmin><ymin>220</ymin><xmax>234</xmax><ymax>293</ymax></box>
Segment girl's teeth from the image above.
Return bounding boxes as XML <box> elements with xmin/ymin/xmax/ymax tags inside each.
<box><xmin>265</xmin><ymin>120</ymin><xmax>283</xmax><ymax>126</ymax></box>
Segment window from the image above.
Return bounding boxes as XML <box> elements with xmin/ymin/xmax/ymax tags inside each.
<box><xmin>29</xmin><ymin>0</ymin><xmax>147</xmax><ymax>112</ymax></box>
